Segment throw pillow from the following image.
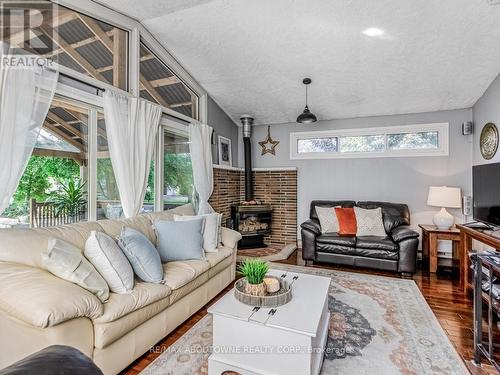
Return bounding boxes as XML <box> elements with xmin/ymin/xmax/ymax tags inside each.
<box><xmin>117</xmin><ymin>227</ymin><xmax>164</xmax><ymax>283</ymax></box>
<box><xmin>42</xmin><ymin>238</ymin><xmax>110</xmax><ymax>303</ymax></box>
<box><xmin>84</xmin><ymin>231</ymin><xmax>134</xmax><ymax>294</ymax></box>
<box><xmin>174</xmin><ymin>213</ymin><xmax>222</xmax><ymax>252</ymax></box>
<box><xmin>354</xmin><ymin>207</ymin><xmax>387</xmax><ymax>237</ymax></box>
<box><xmin>315</xmin><ymin>206</ymin><xmax>340</xmax><ymax>233</ymax></box>
<box><xmin>154</xmin><ymin>218</ymin><xmax>205</xmax><ymax>262</ymax></box>
<box><xmin>335</xmin><ymin>207</ymin><xmax>357</xmax><ymax>235</ymax></box>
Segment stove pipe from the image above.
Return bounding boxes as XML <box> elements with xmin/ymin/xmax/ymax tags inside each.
<box><xmin>240</xmin><ymin>115</ymin><xmax>254</xmax><ymax>202</ymax></box>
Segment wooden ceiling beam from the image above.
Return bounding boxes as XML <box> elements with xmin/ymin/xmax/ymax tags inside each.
<box><xmin>148</xmin><ymin>76</ymin><xmax>180</xmax><ymax>88</ymax></box>
<box><xmin>64</xmin><ymin>108</ymin><xmax>107</xmax><ymax>140</ymax></box>
<box><xmin>32</xmin><ymin>148</ymin><xmax>86</xmax><ymax>165</ymax></box>
<box><xmin>43</xmin><ymin>121</ymin><xmax>84</xmax><ymax>151</ymax></box>
<box><xmin>39</xmin><ymin>24</ymin><xmax>108</xmax><ymax>83</ymax></box>
<box><xmin>46</xmin><ymin>111</ymin><xmax>85</xmax><ymax>140</ymax></box>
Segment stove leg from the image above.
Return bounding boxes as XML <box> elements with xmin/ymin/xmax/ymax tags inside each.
<box><xmin>305</xmin><ymin>260</ymin><xmax>314</xmax><ymax>266</ymax></box>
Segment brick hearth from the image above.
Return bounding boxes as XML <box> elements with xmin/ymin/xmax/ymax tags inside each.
<box><xmin>209</xmin><ymin>166</ymin><xmax>297</xmax><ymax>247</ymax></box>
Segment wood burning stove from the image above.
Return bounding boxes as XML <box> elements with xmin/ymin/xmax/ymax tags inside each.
<box><xmin>231</xmin><ymin>204</ymin><xmax>272</xmax><ymax>249</ymax></box>
<box><xmin>231</xmin><ymin>115</ymin><xmax>272</xmax><ymax>249</ymax></box>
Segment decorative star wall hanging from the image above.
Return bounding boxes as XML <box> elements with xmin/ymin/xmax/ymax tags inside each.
<box><xmin>259</xmin><ymin>126</ymin><xmax>280</xmax><ymax>156</ymax></box>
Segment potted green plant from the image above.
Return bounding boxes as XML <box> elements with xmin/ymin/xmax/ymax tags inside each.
<box><xmin>238</xmin><ymin>259</ymin><xmax>269</xmax><ymax>297</ymax></box>
<box><xmin>49</xmin><ymin>179</ymin><xmax>87</xmax><ymax>223</ymax></box>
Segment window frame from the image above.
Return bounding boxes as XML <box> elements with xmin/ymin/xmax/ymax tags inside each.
<box><xmin>48</xmin><ymin>0</ymin><xmax>208</xmax><ymax>124</ymax></box>
<box><xmin>290</xmin><ymin>123</ymin><xmax>449</xmax><ymax>160</ymax></box>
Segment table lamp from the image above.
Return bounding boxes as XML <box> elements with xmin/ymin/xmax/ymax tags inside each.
<box><xmin>427</xmin><ymin>186</ymin><xmax>462</xmax><ymax>229</ymax></box>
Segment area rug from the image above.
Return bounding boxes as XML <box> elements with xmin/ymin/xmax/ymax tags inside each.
<box><xmin>140</xmin><ymin>263</ymin><xmax>468</xmax><ymax>375</ymax></box>
<box><xmin>236</xmin><ymin>244</ymin><xmax>296</xmax><ymax>262</ymax></box>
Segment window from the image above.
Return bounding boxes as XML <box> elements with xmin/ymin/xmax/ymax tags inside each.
<box><xmin>387</xmin><ymin>131</ymin><xmax>439</xmax><ymax>150</ymax></box>
<box><xmin>290</xmin><ymin>123</ymin><xmax>449</xmax><ymax>159</ymax></box>
<box><xmin>162</xmin><ymin>127</ymin><xmax>194</xmax><ymax>210</ymax></box>
<box><xmin>4</xmin><ymin>97</ymin><xmax>89</xmax><ymax>227</ymax></box>
<box><xmin>140</xmin><ymin>42</ymin><xmax>199</xmax><ymax>119</ymax></box>
<box><xmin>96</xmin><ymin>114</ymin><xmax>154</xmax><ymax>220</ymax></box>
<box><xmin>0</xmin><ymin>1</ymin><xmax>128</xmax><ymax>89</ymax></box>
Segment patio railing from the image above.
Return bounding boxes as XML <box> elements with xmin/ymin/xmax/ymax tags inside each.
<box><xmin>30</xmin><ymin>199</ymin><xmax>86</xmax><ymax>228</ymax></box>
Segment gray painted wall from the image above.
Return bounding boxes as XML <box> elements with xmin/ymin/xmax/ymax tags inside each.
<box><xmin>207</xmin><ymin>96</ymin><xmax>239</xmax><ymax>166</ymax></box>
<box><xmin>249</xmin><ymin>109</ymin><xmax>473</xmax><ymax>234</ymax></box>
<box><xmin>473</xmin><ymin>73</ymin><xmax>500</xmax><ymax>166</ymax></box>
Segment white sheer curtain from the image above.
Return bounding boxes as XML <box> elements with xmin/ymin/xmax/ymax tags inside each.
<box><xmin>189</xmin><ymin>122</ymin><xmax>214</xmax><ymax>215</ymax></box>
<box><xmin>103</xmin><ymin>90</ymin><xmax>162</xmax><ymax>218</ymax></box>
<box><xmin>0</xmin><ymin>43</ymin><xmax>59</xmax><ymax>214</ymax></box>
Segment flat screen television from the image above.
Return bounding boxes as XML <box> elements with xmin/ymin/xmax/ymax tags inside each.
<box><xmin>473</xmin><ymin>162</ymin><xmax>500</xmax><ymax>227</ymax></box>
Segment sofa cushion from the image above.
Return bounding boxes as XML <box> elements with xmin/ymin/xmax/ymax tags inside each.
<box><xmin>144</xmin><ymin>204</ymin><xmax>196</xmax><ymax>224</ymax></box>
<box><xmin>315</xmin><ymin>206</ymin><xmax>339</xmax><ymax>234</ymax></box>
<box><xmin>93</xmin><ymin>297</ymin><xmax>171</xmax><ymax>349</ymax></box>
<box><xmin>205</xmin><ymin>246</ymin><xmax>233</xmax><ymax>268</ymax></box>
<box><xmin>354</xmin><ymin>207</ymin><xmax>387</xmax><ymax>237</ymax></box>
<box><xmin>154</xmin><ymin>219</ymin><xmax>205</xmax><ymax>262</ymax></box>
<box><xmin>162</xmin><ymin>260</ymin><xmax>210</xmax><ymax>290</ymax></box>
<box><xmin>316</xmin><ymin>233</ymin><xmax>356</xmax><ymax>247</ymax></box>
<box><xmin>84</xmin><ymin>231</ymin><xmax>134</xmax><ymax>294</ymax></box>
<box><xmin>356</xmin><ymin>201</ymin><xmax>410</xmax><ymax>233</ymax></box>
<box><xmin>98</xmin><ymin>215</ymin><xmax>156</xmax><ymax>245</ymax></box>
<box><xmin>335</xmin><ymin>207</ymin><xmax>358</xmax><ymax>235</ymax></box>
<box><xmin>174</xmin><ymin>213</ymin><xmax>222</xmax><ymax>252</ymax></box>
<box><xmin>356</xmin><ymin>236</ymin><xmax>399</xmax><ymax>251</ymax></box>
<box><xmin>208</xmin><ymin>251</ymin><xmax>234</xmax><ymax>279</ymax></box>
<box><xmin>0</xmin><ymin>262</ymin><xmax>103</xmax><ymax>328</ymax></box>
<box><xmin>36</xmin><ymin>222</ymin><xmax>104</xmax><ymax>255</ymax></box>
<box><xmin>93</xmin><ymin>282</ymin><xmax>171</xmax><ymax>324</ymax></box>
<box><xmin>310</xmin><ymin>200</ymin><xmax>356</xmax><ymax>221</ymax></box>
<box><xmin>117</xmin><ymin>227</ymin><xmax>163</xmax><ymax>283</ymax></box>
<box><xmin>316</xmin><ymin>244</ymin><xmax>399</xmax><ymax>261</ymax></box>
<box><xmin>42</xmin><ymin>238</ymin><xmax>109</xmax><ymax>303</ymax></box>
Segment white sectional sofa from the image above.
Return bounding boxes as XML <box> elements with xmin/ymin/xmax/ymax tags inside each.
<box><xmin>0</xmin><ymin>204</ymin><xmax>241</xmax><ymax>374</ymax></box>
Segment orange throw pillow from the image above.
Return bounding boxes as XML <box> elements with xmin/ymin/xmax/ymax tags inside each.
<box><xmin>335</xmin><ymin>207</ymin><xmax>357</xmax><ymax>235</ymax></box>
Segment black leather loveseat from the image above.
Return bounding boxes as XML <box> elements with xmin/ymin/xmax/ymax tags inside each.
<box><xmin>301</xmin><ymin>201</ymin><xmax>419</xmax><ymax>276</ymax></box>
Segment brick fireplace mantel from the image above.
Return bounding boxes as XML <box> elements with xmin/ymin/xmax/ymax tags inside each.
<box><xmin>209</xmin><ymin>164</ymin><xmax>297</xmax><ymax>247</ymax></box>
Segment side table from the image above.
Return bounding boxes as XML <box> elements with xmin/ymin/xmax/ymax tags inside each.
<box><xmin>419</xmin><ymin>224</ymin><xmax>462</xmax><ymax>274</ymax></box>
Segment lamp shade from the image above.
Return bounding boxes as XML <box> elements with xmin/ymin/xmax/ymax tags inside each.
<box><xmin>427</xmin><ymin>186</ymin><xmax>462</xmax><ymax>208</ymax></box>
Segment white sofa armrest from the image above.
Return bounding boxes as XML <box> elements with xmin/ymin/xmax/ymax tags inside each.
<box><xmin>221</xmin><ymin>227</ymin><xmax>242</xmax><ymax>249</ymax></box>
<box><xmin>0</xmin><ymin>262</ymin><xmax>103</xmax><ymax>328</ymax></box>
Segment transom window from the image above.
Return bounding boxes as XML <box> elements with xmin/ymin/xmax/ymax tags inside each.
<box><xmin>290</xmin><ymin>123</ymin><xmax>449</xmax><ymax>159</ymax></box>
<box><xmin>0</xmin><ymin>0</ymin><xmax>128</xmax><ymax>90</ymax></box>
<box><xmin>140</xmin><ymin>42</ymin><xmax>199</xmax><ymax>120</ymax></box>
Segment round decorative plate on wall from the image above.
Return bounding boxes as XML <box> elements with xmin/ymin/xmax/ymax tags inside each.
<box><xmin>480</xmin><ymin>122</ymin><xmax>499</xmax><ymax>160</ymax></box>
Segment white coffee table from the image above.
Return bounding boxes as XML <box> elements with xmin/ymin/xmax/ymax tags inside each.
<box><xmin>208</xmin><ymin>269</ymin><xmax>331</xmax><ymax>375</ymax></box>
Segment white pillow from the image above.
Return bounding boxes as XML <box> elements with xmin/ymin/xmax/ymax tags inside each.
<box><xmin>354</xmin><ymin>207</ymin><xmax>387</xmax><ymax>237</ymax></box>
<box><xmin>174</xmin><ymin>213</ymin><xmax>222</xmax><ymax>252</ymax></box>
<box><xmin>316</xmin><ymin>206</ymin><xmax>340</xmax><ymax>233</ymax></box>
<box><xmin>42</xmin><ymin>238</ymin><xmax>110</xmax><ymax>303</ymax></box>
<box><xmin>84</xmin><ymin>231</ymin><xmax>134</xmax><ymax>294</ymax></box>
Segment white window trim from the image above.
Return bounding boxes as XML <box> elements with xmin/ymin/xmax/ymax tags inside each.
<box><xmin>290</xmin><ymin>123</ymin><xmax>449</xmax><ymax>160</ymax></box>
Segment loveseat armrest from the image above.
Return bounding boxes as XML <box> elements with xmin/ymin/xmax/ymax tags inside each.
<box><xmin>0</xmin><ymin>262</ymin><xmax>103</xmax><ymax>328</ymax></box>
<box><xmin>390</xmin><ymin>226</ymin><xmax>419</xmax><ymax>243</ymax></box>
<box><xmin>300</xmin><ymin>219</ymin><xmax>321</xmax><ymax>236</ymax></box>
<box><xmin>221</xmin><ymin>227</ymin><xmax>242</xmax><ymax>249</ymax></box>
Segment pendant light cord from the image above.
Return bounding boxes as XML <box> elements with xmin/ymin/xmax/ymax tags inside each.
<box><xmin>305</xmin><ymin>84</ymin><xmax>308</xmax><ymax>107</ymax></box>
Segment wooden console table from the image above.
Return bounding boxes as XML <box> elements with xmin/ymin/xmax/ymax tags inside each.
<box><xmin>457</xmin><ymin>224</ymin><xmax>500</xmax><ymax>294</ymax></box>
<box><xmin>419</xmin><ymin>224</ymin><xmax>461</xmax><ymax>273</ymax></box>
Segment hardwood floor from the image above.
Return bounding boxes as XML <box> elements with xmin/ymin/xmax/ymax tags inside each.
<box><xmin>122</xmin><ymin>250</ymin><xmax>498</xmax><ymax>374</ymax></box>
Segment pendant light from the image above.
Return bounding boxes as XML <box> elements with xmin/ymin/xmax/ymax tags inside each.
<box><xmin>296</xmin><ymin>78</ymin><xmax>317</xmax><ymax>124</ymax></box>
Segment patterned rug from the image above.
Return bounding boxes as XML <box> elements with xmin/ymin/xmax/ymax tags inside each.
<box><xmin>236</xmin><ymin>244</ymin><xmax>296</xmax><ymax>262</ymax></box>
<box><xmin>140</xmin><ymin>263</ymin><xmax>468</xmax><ymax>375</ymax></box>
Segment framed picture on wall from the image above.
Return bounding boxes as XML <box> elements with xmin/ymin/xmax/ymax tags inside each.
<box><xmin>218</xmin><ymin>136</ymin><xmax>232</xmax><ymax>166</ymax></box>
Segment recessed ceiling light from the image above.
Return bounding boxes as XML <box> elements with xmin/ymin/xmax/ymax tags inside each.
<box><xmin>362</xmin><ymin>28</ymin><xmax>385</xmax><ymax>37</ymax></box>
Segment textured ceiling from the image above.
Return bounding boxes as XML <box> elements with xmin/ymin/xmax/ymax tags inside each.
<box><xmin>98</xmin><ymin>0</ymin><xmax>500</xmax><ymax>125</ymax></box>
